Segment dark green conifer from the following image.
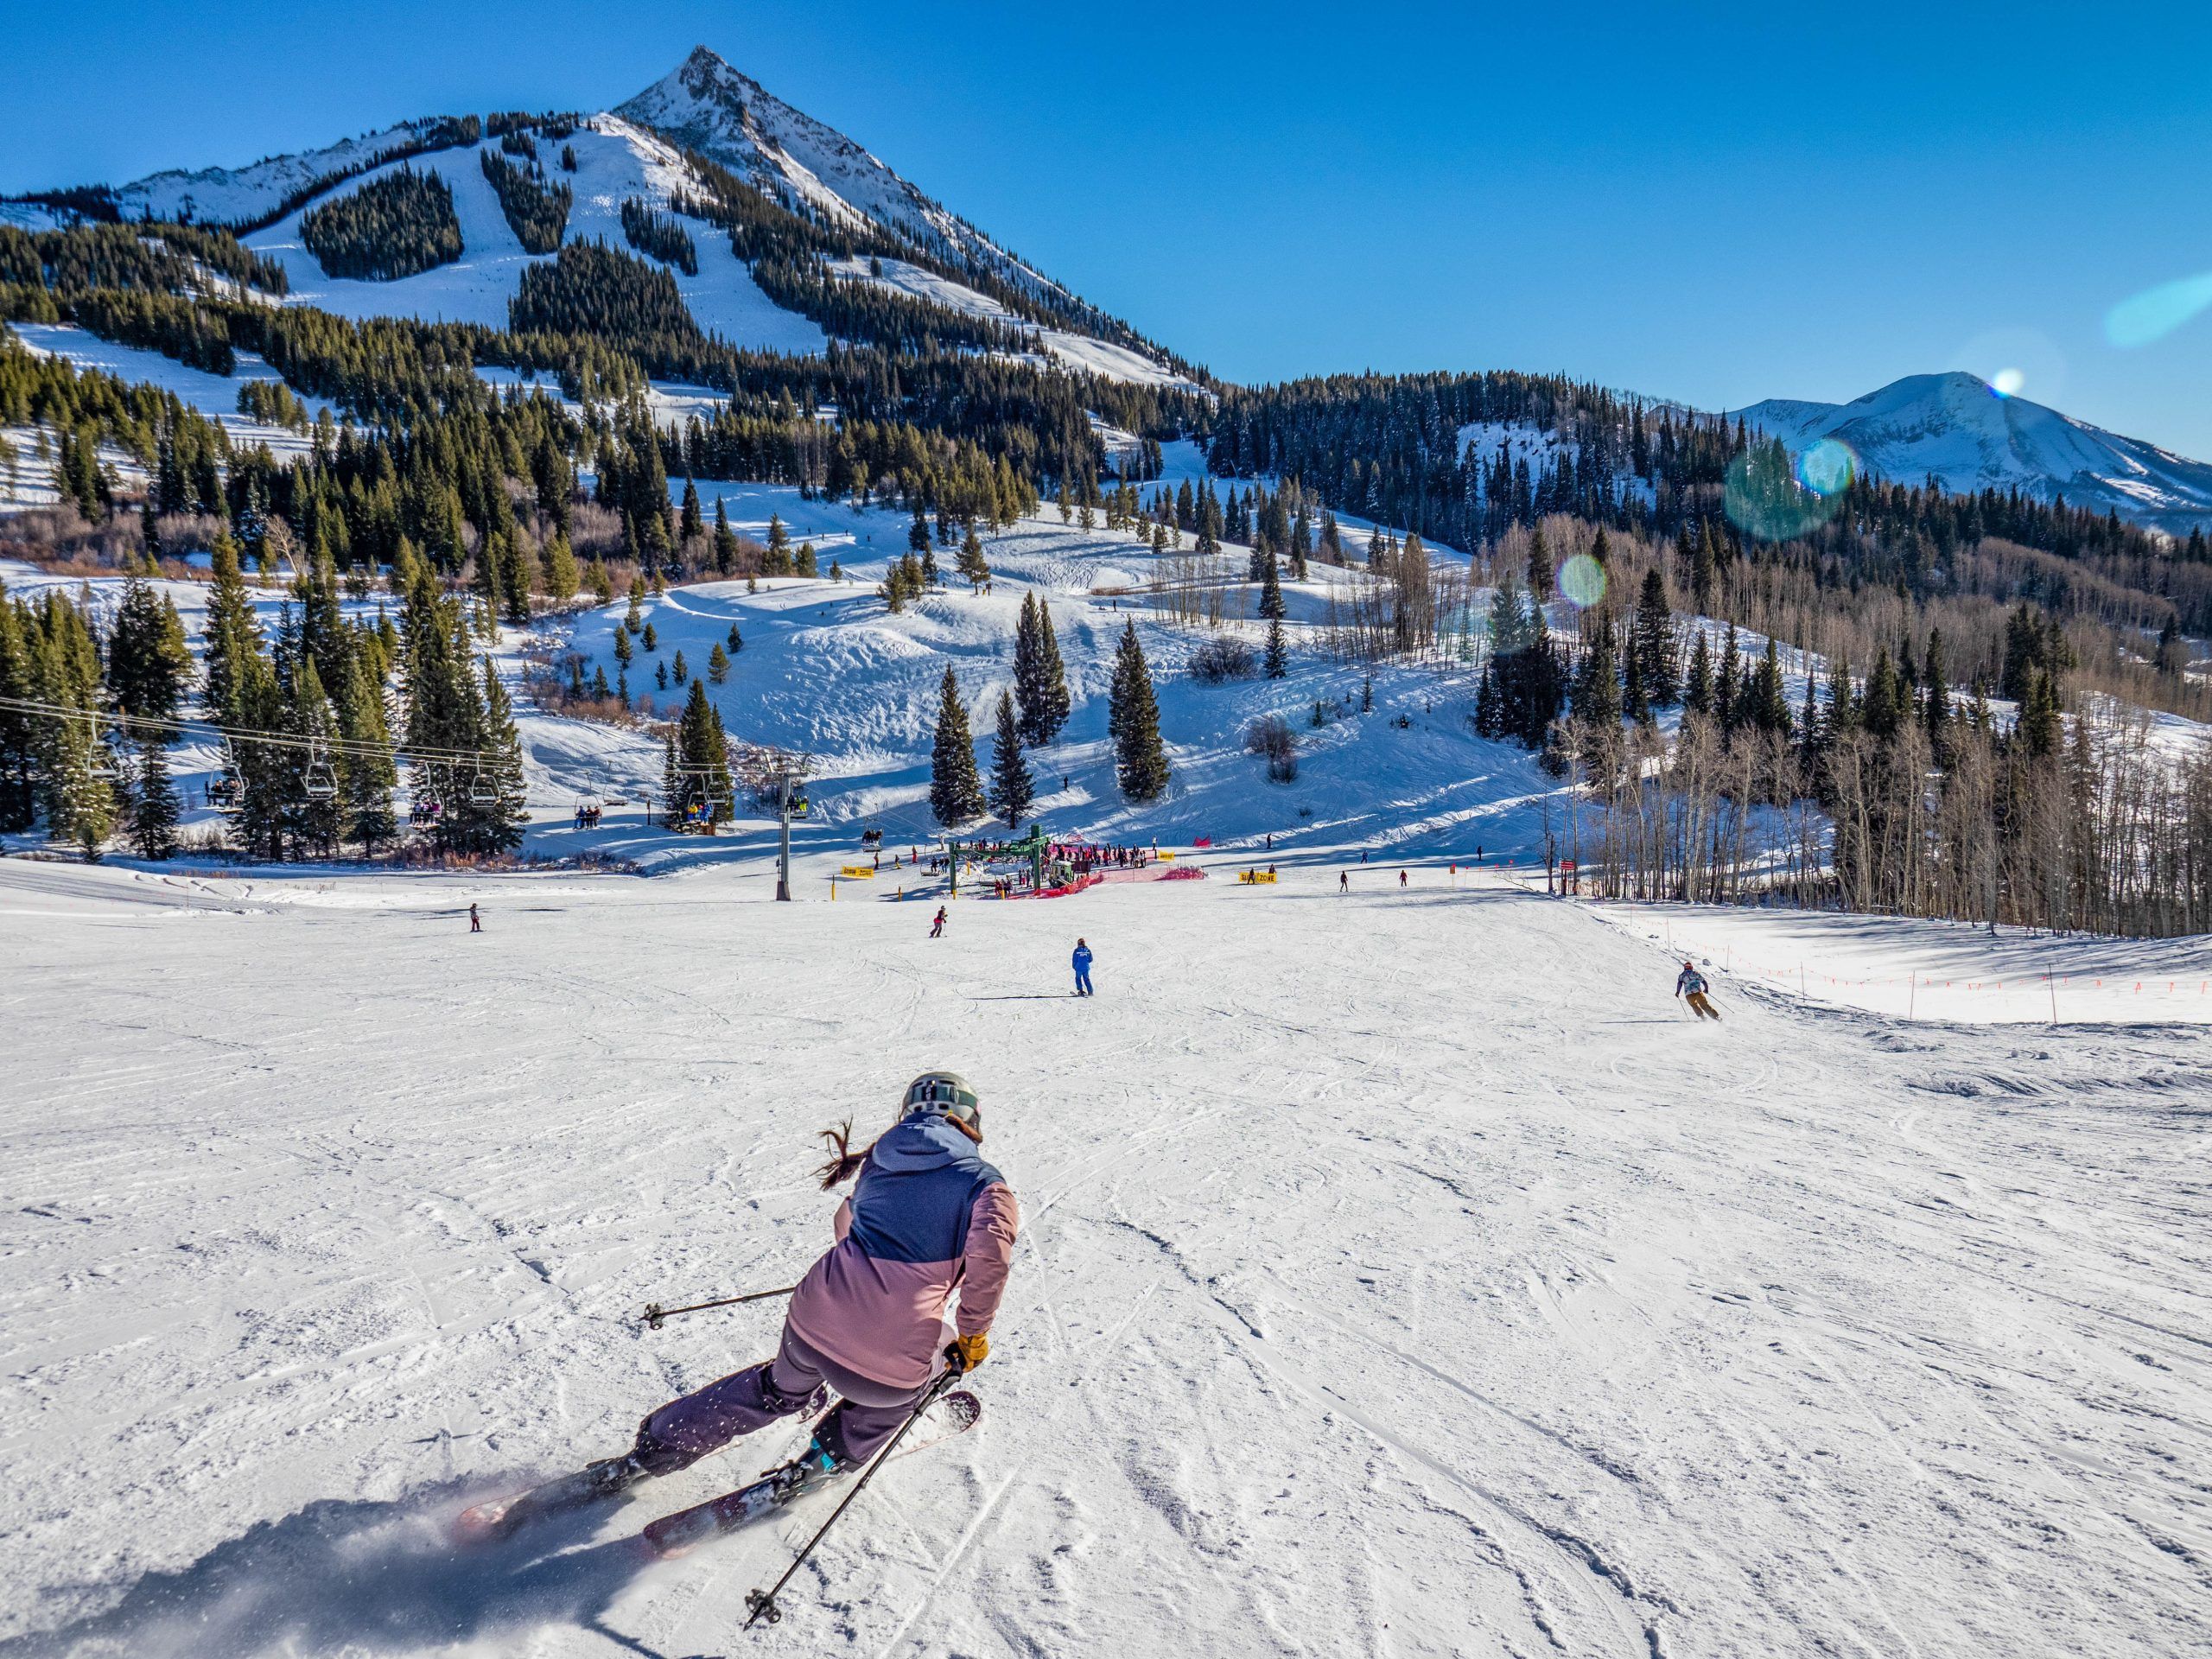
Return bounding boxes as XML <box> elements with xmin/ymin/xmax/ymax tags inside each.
<box><xmin>988</xmin><ymin>690</ymin><xmax>1033</xmax><ymax>828</ymax></box>
<box><xmin>929</xmin><ymin>667</ymin><xmax>986</xmax><ymax>824</ymax></box>
<box><xmin>1108</xmin><ymin>621</ymin><xmax>1171</xmax><ymax>801</ymax></box>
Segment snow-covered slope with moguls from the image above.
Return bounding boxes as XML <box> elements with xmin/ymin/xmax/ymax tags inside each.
<box><xmin>1735</xmin><ymin>372</ymin><xmax>2212</xmax><ymax>534</ymax></box>
<box><xmin>238</xmin><ymin>118</ymin><xmax>827</xmax><ymax>353</ymax></box>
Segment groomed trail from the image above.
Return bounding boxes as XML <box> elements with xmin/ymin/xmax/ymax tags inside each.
<box><xmin>3</xmin><ymin>857</ymin><xmax>2208</xmax><ymax>1658</ymax></box>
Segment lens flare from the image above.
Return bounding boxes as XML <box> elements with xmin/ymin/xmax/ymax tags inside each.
<box><xmin>1949</xmin><ymin>327</ymin><xmax>2066</xmax><ymax>406</ymax></box>
<box><xmin>1558</xmin><ymin>553</ymin><xmax>1606</xmax><ymax>610</ymax></box>
<box><xmin>1726</xmin><ymin>446</ymin><xmax>1844</xmax><ymax>543</ymax></box>
<box><xmin>2106</xmin><ymin>272</ymin><xmax>2212</xmax><ymax>349</ymax></box>
<box><xmin>1794</xmin><ymin>437</ymin><xmax>1857</xmax><ymax>498</ymax></box>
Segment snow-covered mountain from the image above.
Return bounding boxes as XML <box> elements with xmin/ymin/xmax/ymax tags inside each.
<box><xmin>617</xmin><ymin>48</ymin><xmax>1057</xmax><ymax>304</ymax></box>
<box><xmin>1734</xmin><ymin>372</ymin><xmax>2212</xmax><ymax>535</ymax></box>
<box><xmin>1</xmin><ymin>48</ymin><xmax>1192</xmax><ymax>386</ymax></box>
<box><xmin>0</xmin><ymin>118</ymin><xmax>460</xmax><ymax>232</ymax></box>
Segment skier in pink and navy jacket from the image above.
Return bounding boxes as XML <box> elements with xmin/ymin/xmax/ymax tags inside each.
<box><xmin>626</xmin><ymin>1071</ymin><xmax>1019</xmax><ymax>1474</ymax></box>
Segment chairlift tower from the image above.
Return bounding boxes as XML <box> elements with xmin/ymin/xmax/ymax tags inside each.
<box><xmin>735</xmin><ymin>744</ymin><xmax>816</xmax><ymax>901</ymax></box>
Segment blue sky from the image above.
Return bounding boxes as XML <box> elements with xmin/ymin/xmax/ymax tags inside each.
<box><xmin>6</xmin><ymin>3</ymin><xmax>2211</xmax><ymax>456</ymax></box>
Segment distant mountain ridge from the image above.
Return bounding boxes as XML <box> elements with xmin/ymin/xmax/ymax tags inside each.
<box><xmin>1733</xmin><ymin>372</ymin><xmax>2212</xmax><ymax>535</ymax></box>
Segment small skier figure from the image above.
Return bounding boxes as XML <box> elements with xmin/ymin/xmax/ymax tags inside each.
<box><xmin>469</xmin><ymin>902</ymin><xmax>482</xmax><ymax>933</ymax></box>
<box><xmin>930</xmin><ymin>906</ymin><xmax>948</xmax><ymax>938</ymax></box>
<box><xmin>1339</xmin><ymin>871</ymin><xmax>1349</xmax><ymax>893</ymax></box>
<box><xmin>1677</xmin><ymin>961</ymin><xmax>1721</xmax><ymax>1020</ymax></box>
<box><xmin>1398</xmin><ymin>869</ymin><xmax>1408</xmax><ymax>888</ymax></box>
<box><xmin>1266</xmin><ymin>832</ymin><xmax>1273</xmax><ymax>851</ymax></box>
<box><xmin>606</xmin><ymin>1074</ymin><xmax>1016</xmax><ymax>1491</ymax></box>
<box><xmin>1072</xmin><ymin>938</ymin><xmax>1093</xmax><ymax>997</ymax></box>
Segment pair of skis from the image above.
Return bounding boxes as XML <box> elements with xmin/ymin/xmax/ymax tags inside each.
<box><xmin>451</xmin><ymin>1385</ymin><xmax>982</xmax><ymax>1568</ymax></box>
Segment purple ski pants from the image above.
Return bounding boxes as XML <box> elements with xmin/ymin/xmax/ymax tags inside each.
<box><xmin>632</xmin><ymin>1320</ymin><xmax>934</xmax><ymax>1473</ymax></box>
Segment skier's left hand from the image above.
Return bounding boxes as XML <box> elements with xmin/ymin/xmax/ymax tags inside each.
<box><xmin>945</xmin><ymin>1332</ymin><xmax>988</xmax><ymax>1373</ymax></box>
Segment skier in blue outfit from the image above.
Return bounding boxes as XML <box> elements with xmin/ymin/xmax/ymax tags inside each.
<box><xmin>1071</xmin><ymin>938</ymin><xmax>1094</xmax><ymax>997</ymax></box>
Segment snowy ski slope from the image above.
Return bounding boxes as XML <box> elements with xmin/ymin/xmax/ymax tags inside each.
<box><xmin>3</xmin><ymin>854</ymin><xmax>2207</xmax><ymax>1658</ymax></box>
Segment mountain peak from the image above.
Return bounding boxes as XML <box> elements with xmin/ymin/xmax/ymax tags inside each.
<box><xmin>1733</xmin><ymin>373</ymin><xmax>2212</xmax><ymax>533</ymax></box>
<box><xmin>616</xmin><ymin>47</ymin><xmax>1072</xmax><ymax>305</ymax></box>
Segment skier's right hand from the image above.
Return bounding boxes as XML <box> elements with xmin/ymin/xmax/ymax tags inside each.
<box><xmin>945</xmin><ymin>1332</ymin><xmax>988</xmax><ymax>1373</ymax></box>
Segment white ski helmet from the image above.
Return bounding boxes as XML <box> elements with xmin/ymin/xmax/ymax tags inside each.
<box><xmin>899</xmin><ymin>1070</ymin><xmax>981</xmax><ymax>1132</ymax></box>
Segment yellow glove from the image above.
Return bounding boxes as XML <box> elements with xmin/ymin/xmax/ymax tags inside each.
<box><xmin>945</xmin><ymin>1332</ymin><xmax>988</xmax><ymax>1373</ymax></box>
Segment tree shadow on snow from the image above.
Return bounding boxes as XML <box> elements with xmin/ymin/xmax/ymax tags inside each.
<box><xmin>0</xmin><ymin>1478</ymin><xmax>677</xmax><ymax>1659</ymax></box>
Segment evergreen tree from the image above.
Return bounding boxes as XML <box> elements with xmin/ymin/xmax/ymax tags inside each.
<box><xmin>106</xmin><ymin>575</ymin><xmax>193</xmax><ymax>721</ymax></box>
<box><xmin>957</xmin><ymin>523</ymin><xmax>990</xmax><ymax>591</ymax></box>
<box><xmin>712</xmin><ymin>499</ymin><xmax>739</xmax><ymax>575</ymax></box>
<box><xmin>470</xmin><ymin>656</ymin><xmax>529</xmax><ymax>852</ymax></box>
<box><xmin>1257</xmin><ymin>547</ymin><xmax>1287</xmax><ymax>621</ymax></box>
<box><xmin>335</xmin><ymin>649</ymin><xmax>397</xmax><ymax>855</ymax></box>
<box><xmin>1683</xmin><ymin>630</ymin><xmax>1713</xmax><ymax>715</ymax></box>
<box><xmin>988</xmin><ymin>689</ymin><xmax>1034</xmax><ymax>829</ymax></box>
<box><xmin>127</xmin><ymin>734</ymin><xmax>178</xmax><ymax>860</ymax></box>
<box><xmin>1821</xmin><ymin>652</ymin><xmax>1854</xmax><ymax>737</ymax></box>
<box><xmin>201</xmin><ymin>533</ymin><xmax>262</xmax><ymax>719</ymax></box>
<box><xmin>1752</xmin><ymin>639</ymin><xmax>1792</xmax><ymax>738</ymax></box>
<box><xmin>680</xmin><ymin>478</ymin><xmax>702</xmax><ymax>543</ymax></box>
<box><xmin>1266</xmin><ymin>615</ymin><xmax>1287</xmax><ymax>679</ymax></box>
<box><xmin>708</xmin><ymin>642</ymin><xmax>730</xmax><ymax>684</ymax></box>
<box><xmin>677</xmin><ymin>677</ymin><xmax>734</xmax><ymax>825</ymax></box>
<box><xmin>1630</xmin><ymin>568</ymin><xmax>1678</xmax><ymax>705</ymax></box>
<box><xmin>1014</xmin><ymin>595</ymin><xmax>1071</xmax><ymax>745</ymax></box>
<box><xmin>1572</xmin><ymin>612</ymin><xmax>1622</xmax><ymax>728</ymax></box>
<box><xmin>2019</xmin><ymin>669</ymin><xmax>2063</xmax><ymax>758</ymax></box>
<box><xmin>1527</xmin><ymin>525</ymin><xmax>1555</xmax><ymax>602</ymax></box>
<box><xmin>542</xmin><ymin>531</ymin><xmax>581</xmax><ymax>604</ymax></box>
<box><xmin>662</xmin><ymin>729</ymin><xmax>683</xmax><ymax>824</ymax></box>
<box><xmin>1716</xmin><ymin>623</ymin><xmax>1741</xmax><ymax>730</ymax></box>
<box><xmin>0</xmin><ymin>587</ymin><xmax>36</xmax><ymax>832</ymax></box>
<box><xmin>1923</xmin><ymin>627</ymin><xmax>1951</xmax><ymax>733</ymax></box>
<box><xmin>1864</xmin><ymin>649</ymin><xmax>1901</xmax><ymax>740</ymax></box>
<box><xmin>284</xmin><ymin>658</ymin><xmax>346</xmax><ymax>856</ymax></box>
<box><xmin>1623</xmin><ymin>629</ymin><xmax>1650</xmax><ymax>725</ymax></box>
<box><xmin>928</xmin><ymin>666</ymin><xmax>986</xmax><ymax>823</ymax></box>
<box><xmin>1108</xmin><ymin>620</ymin><xmax>1171</xmax><ymax>801</ymax></box>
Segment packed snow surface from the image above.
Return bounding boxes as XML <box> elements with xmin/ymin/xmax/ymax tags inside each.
<box><xmin>1735</xmin><ymin>372</ymin><xmax>2212</xmax><ymax>535</ymax></box>
<box><xmin>3</xmin><ymin>855</ymin><xmax>2209</xmax><ymax>1658</ymax></box>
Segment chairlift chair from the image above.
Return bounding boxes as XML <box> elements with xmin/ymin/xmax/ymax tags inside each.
<box><xmin>208</xmin><ymin>741</ymin><xmax>244</xmax><ymax>808</ymax></box>
<box><xmin>303</xmin><ymin>756</ymin><xmax>339</xmax><ymax>800</ymax></box>
<box><xmin>468</xmin><ymin>765</ymin><xmax>496</xmax><ymax>805</ymax></box>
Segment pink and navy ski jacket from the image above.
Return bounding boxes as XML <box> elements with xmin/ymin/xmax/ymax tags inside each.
<box><xmin>787</xmin><ymin>1113</ymin><xmax>1020</xmax><ymax>1389</ymax></box>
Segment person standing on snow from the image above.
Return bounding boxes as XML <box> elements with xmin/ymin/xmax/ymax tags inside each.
<box><xmin>930</xmin><ymin>906</ymin><xmax>947</xmax><ymax>938</ymax></box>
<box><xmin>608</xmin><ymin>1073</ymin><xmax>1017</xmax><ymax>1485</ymax></box>
<box><xmin>1677</xmin><ymin>961</ymin><xmax>1720</xmax><ymax>1020</ymax></box>
<box><xmin>1072</xmin><ymin>938</ymin><xmax>1094</xmax><ymax>996</ymax></box>
<box><xmin>469</xmin><ymin>902</ymin><xmax>482</xmax><ymax>933</ymax></box>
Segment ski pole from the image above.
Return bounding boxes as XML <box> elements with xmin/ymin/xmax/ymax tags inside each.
<box><xmin>640</xmin><ymin>1285</ymin><xmax>798</xmax><ymax>1331</ymax></box>
<box><xmin>744</xmin><ymin>1367</ymin><xmax>964</xmax><ymax>1627</ymax></box>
